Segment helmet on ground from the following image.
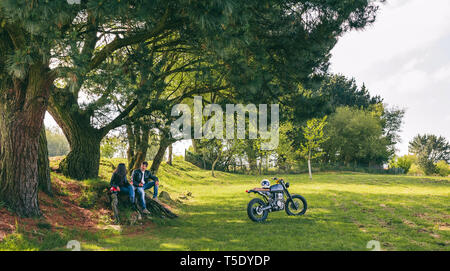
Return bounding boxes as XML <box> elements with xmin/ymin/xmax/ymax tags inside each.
<box><xmin>261</xmin><ymin>179</ymin><xmax>270</xmax><ymax>188</ymax></box>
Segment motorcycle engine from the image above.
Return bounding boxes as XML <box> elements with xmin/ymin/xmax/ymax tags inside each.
<box><xmin>270</xmin><ymin>192</ymin><xmax>285</xmax><ymax>210</ymax></box>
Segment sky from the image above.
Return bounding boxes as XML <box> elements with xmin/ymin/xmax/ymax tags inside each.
<box><xmin>46</xmin><ymin>0</ymin><xmax>450</xmax><ymax>157</ymax></box>
<box><xmin>329</xmin><ymin>0</ymin><xmax>450</xmax><ymax>155</ymax></box>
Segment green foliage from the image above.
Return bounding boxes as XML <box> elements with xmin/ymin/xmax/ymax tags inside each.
<box><xmin>381</xmin><ymin>106</ymin><xmax>405</xmax><ymax>155</ymax></box>
<box><xmin>298</xmin><ymin>116</ymin><xmax>328</xmax><ymax>160</ymax></box>
<box><xmin>322</xmin><ymin>107</ymin><xmax>390</xmax><ymax>166</ymax></box>
<box><xmin>78</xmin><ymin>178</ymin><xmax>109</xmax><ymax>209</ymax></box>
<box><xmin>0</xmin><ymin>233</ymin><xmax>37</xmax><ymax>251</ymax></box>
<box><xmin>408</xmin><ymin>163</ymin><xmax>425</xmax><ymax>176</ymax></box>
<box><xmin>436</xmin><ymin>161</ymin><xmax>450</xmax><ymax>177</ymax></box>
<box><xmin>418</xmin><ymin>155</ymin><xmax>437</xmax><ymax>176</ymax></box>
<box><xmin>46</xmin><ymin>128</ymin><xmax>69</xmax><ymax>157</ymax></box>
<box><xmin>409</xmin><ymin>134</ymin><xmax>450</xmax><ymax>175</ymax></box>
<box><xmin>100</xmin><ymin>136</ymin><xmax>127</xmax><ymax>159</ymax></box>
<box><xmin>276</xmin><ymin>122</ymin><xmax>300</xmax><ymax>171</ymax></box>
<box><xmin>320</xmin><ymin>75</ymin><xmax>382</xmax><ymax>110</ymax></box>
<box><xmin>409</xmin><ymin>134</ymin><xmax>450</xmax><ymax>163</ymax></box>
<box><xmin>389</xmin><ymin>155</ymin><xmax>416</xmax><ymax>174</ymax></box>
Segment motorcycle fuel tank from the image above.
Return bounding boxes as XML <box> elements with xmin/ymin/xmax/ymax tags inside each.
<box><xmin>270</xmin><ymin>184</ymin><xmax>283</xmax><ymax>192</ymax></box>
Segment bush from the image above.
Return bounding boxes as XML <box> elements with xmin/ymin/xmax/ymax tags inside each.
<box><xmin>417</xmin><ymin>155</ymin><xmax>437</xmax><ymax>175</ymax></box>
<box><xmin>395</xmin><ymin>155</ymin><xmax>416</xmax><ymax>174</ymax></box>
<box><xmin>436</xmin><ymin>160</ymin><xmax>450</xmax><ymax>177</ymax></box>
<box><xmin>408</xmin><ymin>163</ymin><xmax>424</xmax><ymax>176</ymax></box>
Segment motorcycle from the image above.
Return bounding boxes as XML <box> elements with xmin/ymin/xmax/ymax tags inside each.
<box><xmin>246</xmin><ymin>177</ymin><xmax>307</xmax><ymax>222</ymax></box>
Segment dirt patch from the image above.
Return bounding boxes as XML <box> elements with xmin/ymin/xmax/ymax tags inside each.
<box><xmin>0</xmin><ymin>208</ymin><xmax>38</xmax><ymax>241</ymax></box>
<box><xmin>417</xmin><ymin>228</ymin><xmax>441</xmax><ymax>239</ymax></box>
<box><xmin>402</xmin><ymin>219</ymin><xmax>416</xmax><ymax>228</ymax></box>
<box><xmin>0</xmin><ymin>209</ymin><xmax>18</xmax><ymax>240</ymax></box>
<box><xmin>39</xmin><ymin>192</ymin><xmax>100</xmax><ymax>230</ymax></box>
<box><xmin>121</xmin><ymin>222</ymin><xmax>156</xmax><ymax>238</ymax></box>
<box><xmin>0</xmin><ymin>176</ymin><xmax>111</xmax><ymax>241</ymax></box>
<box><xmin>438</xmin><ymin>223</ymin><xmax>450</xmax><ymax>231</ymax></box>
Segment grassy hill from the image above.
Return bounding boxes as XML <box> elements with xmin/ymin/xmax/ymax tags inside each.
<box><xmin>1</xmin><ymin>157</ymin><xmax>449</xmax><ymax>251</ymax></box>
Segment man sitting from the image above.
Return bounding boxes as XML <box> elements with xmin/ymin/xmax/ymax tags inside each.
<box><xmin>131</xmin><ymin>161</ymin><xmax>159</xmax><ymax>215</ymax></box>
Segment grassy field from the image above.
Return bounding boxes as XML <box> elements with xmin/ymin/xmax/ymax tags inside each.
<box><xmin>1</xmin><ymin>158</ymin><xmax>449</xmax><ymax>251</ymax></box>
<box><xmin>84</xmin><ymin>159</ymin><xmax>450</xmax><ymax>251</ymax></box>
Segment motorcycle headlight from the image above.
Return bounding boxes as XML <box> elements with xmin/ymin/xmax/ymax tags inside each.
<box><xmin>285</xmin><ymin>182</ymin><xmax>290</xmax><ymax>188</ymax></box>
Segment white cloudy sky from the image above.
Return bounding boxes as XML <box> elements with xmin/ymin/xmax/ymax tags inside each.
<box><xmin>330</xmin><ymin>0</ymin><xmax>450</xmax><ymax>155</ymax></box>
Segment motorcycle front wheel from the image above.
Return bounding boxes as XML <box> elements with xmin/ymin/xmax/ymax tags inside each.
<box><xmin>247</xmin><ymin>198</ymin><xmax>269</xmax><ymax>222</ymax></box>
<box><xmin>285</xmin><ymin>195</ymin><xmax>307</xmax><ymax>216</ymax></box>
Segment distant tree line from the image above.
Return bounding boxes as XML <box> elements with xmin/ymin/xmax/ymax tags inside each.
<box><xmin>45</xmin><ymin>127</ymin><xmax>69</xmax><ymax>157</ymax></box>
<box><xmin>390</xmin><ymin>134</ymin><xmax>450</xmax><ymax>176</ymax></box>
<box><xmin>186</xmin><ymin>74</ymin><xmax>406</xmax><ymax>177</ymax></box>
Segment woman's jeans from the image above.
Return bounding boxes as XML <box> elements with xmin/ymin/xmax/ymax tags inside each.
<box><xmin>118</xmin><ymin>185</ymin><xmax>135</xmax><ymax>204</ymax></box>
<box><xmin>135</xmin><ymin>181</ymin><xmax>158</xmax><ymax>210</ymax></box>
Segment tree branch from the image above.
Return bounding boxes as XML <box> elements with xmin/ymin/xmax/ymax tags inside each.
<box><xmin>88</xmin><ymin>7</ymin><xmax>170</xmax><ymax>71</ymax></box>
<box><xmin>99</xmin><ymin>99</ymin><xmax>139</xmax><ymax>137</ymax></box>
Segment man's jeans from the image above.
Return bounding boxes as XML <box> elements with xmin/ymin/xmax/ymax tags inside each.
<box><xmin>136</xmin><ymin>181</ymin><xmax>158</xmax><ymax>210</ymax></box>
<box><xmin>118</xmin><ymin>185</ymin><xmax>135</xmax><ymax>204</ymax></box>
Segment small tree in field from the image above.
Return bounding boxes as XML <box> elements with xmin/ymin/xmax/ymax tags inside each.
<box><xmin>298</xmin><ymin>117</ymin><xmax>328</xmax><ymax>180</ymax></box>
<box><xmin>409</xmin><ymin>134</ymin><xmax>450</xmax><ymax>175</ymax></box>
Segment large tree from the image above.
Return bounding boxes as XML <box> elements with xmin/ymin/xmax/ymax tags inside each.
<box><xmin>0</xmin><ymin>0</ymin><xmax>383</xmax><ymax>216</ymax></box>
<box><xmin>321</xmin><ymin>107</ymin><xmax>390</xmax><ymax>166</ymax></box>
<box><xmin>49</xmin><ymin>0</ymin><xmax>384</xmax><ymax>180</ymax></box>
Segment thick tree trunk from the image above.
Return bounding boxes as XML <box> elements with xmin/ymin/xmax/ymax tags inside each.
<box><xmin>0</xmin><ymin>119</ymin><xmax>43</xmax><ymax>217</ymax></box>
<box><xmin>38</xmin><ymin>126</ymin><xmax>52</xmax><ymax>195</ymax></box>
<box><xmin>48</xmin><ymin>94</ymin><xmax>103</xmax><ymax>180</ymax></box>
<box><xmin>248</xmin><ymin>157</ymin><xmax>257</xmax><ymax>172</ymax></box>
<box><xmin>126</xmin><ymin>124</ymin><xmax>150</xmax><ymax>171</ymax></box>
<box><xmin>0</xmin><ymin>65</ymin><xmax>50</xmax><ymax>217</ymax></box>
<box><xmin>59</xmin><ymin>129</ymin><xmax>102</xmax><ymax>180</ymax></box>
<box><xmin>151</xmin><ymin>137</ymin><xmax>171</xmax><ymax>174</ymax></box>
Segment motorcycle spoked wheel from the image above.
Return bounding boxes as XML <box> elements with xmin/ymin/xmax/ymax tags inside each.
<box><xmin>247</xmin><ymin>198</ymin><xmax>269</xmax><ymax>222</ymax></box>
<box><xmin>285</xmin><ymin>195</ymin><xmax>307</xmax><ymax>216</ymax></box>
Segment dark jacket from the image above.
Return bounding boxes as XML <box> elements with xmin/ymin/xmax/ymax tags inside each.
<box><xmin>110</xmin><ymin>172</ymin><xmax>129</xmax><ymax>188</ymax></box>
<box><xmin>131</xmin><ymin>169</ymin><xmax>158</xmax><ymax>187</ymax></box>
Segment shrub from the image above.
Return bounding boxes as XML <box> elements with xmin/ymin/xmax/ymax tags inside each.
<box><xmin>436</xmin><ymin>160</ymin><xmax>450</xmax><ymax>177</ymax></box>
<box><xmin>408</xmin><ymin>163</ymin><xmax>424</xmax><ymax>176</ymax></box>
<box><xmin>417</xmin><ymin>155</ymin><xmax>437</xmax><ymax>175</ymax></box>
<box><xmin>389</xmin><ymin>155</ymin><xmax>416</xmax><ymax>174</ymax></box>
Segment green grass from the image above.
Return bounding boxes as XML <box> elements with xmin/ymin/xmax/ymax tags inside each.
<box><xmin>2</xmin><ymin>157</ymin><xmax>449</xmax><ymax>251</ymax></box>
<box><xmin>82</xmin><ymin>159</ymin><xmax>450</xmax><ymax>251</ymax></box>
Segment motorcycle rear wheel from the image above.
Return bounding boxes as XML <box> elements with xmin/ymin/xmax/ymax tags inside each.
<box><xmin>285</xmin><ymin>195</ymin><xmax>307</xmax><ymax>216</ymax></box>
<box><xmin>247</xmin><ymin>198</ymin><xmax>269</xmax><ymax>222</ymax></box>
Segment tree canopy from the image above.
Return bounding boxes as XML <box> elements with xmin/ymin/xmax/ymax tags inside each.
<box><xmin>0</xmin><ymin>0</ymin><xmax>383</xmax><ymax>216</ymax></box>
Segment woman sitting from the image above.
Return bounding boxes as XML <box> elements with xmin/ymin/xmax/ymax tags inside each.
<box><xmin>110</xmin><ymin>163</ymin><xmax>135</xmax><ymax>208</ymax></box>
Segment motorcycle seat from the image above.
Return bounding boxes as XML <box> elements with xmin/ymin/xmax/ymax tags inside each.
<box><xmin>253</xmin><ymin>187</ymin><xmax>270</xmax><ymax>192</ymax></box>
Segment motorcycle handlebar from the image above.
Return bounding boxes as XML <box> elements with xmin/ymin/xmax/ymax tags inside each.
<box><xmin>272</xmin><ymin>177</ymin><xmax>284</xmax><ymax>183</ymax></box>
